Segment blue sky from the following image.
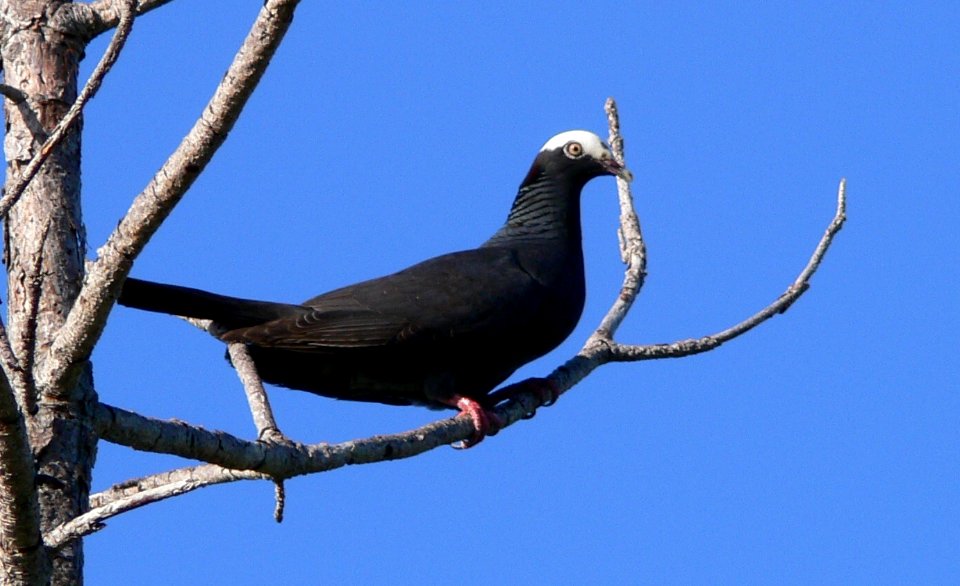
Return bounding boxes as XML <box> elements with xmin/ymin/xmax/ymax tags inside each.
<box><xmin>76</xmin><ymin>2</ymin><xmax>958</xmax><ymax>584</ymax></box>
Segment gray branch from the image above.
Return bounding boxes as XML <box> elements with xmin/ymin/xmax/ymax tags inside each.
<box><xmin>88</xmin><ymin>465</ymin><xmax>266</xmax><ymax>510</ymax></box>
<box><xmin>589</xmin><ymin>98</ymin><xmax>647</xmax><ymax>344</ymax></box>
<box><xmin>183</xmin><ymin>318</ymin><xmax>285</xmax><ymax>443</ymax></box>
<box><xmin>87</xmin><ymin>100</ymin><xmax>846</xmax><ymax>537</ymax></box>
<box><xmin>34</xmin><ymin>0</ymin><xmax>302</xmax><ymax>400</ymax></box>
<box><xmin>46</xmin><ymin>464</ymin><xmax>263</xmax><ymax>549</ymax></box>
<box><xmin>227</xmin><ymin>343</ymin><xmax>283</xmax><ymax>442</ymax></box>
<box><xmin>607</xmin><ymin>179</ymin><xmax>847</xmax><ymax>361</ymax></box>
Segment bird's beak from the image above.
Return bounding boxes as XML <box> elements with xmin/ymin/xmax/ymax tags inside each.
<box><xmin>602</xmin><ymin>156</ymin><xmax>634</xmax><ymax>183</ymax></box>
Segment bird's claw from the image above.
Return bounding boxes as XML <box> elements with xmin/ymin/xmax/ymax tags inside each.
<box><xmin>487</xmin><ymin>377</ymin><xmax>559</xmax><ymax>418</ymax></box>
<box><xmin>452</xmin><ymin>396</ymin><xmax>503</xmax><ymax>449</ymax></box>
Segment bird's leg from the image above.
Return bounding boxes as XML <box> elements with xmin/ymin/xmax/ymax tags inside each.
<box><xmin>486</xmin><ymin>377</ymin><xmax>560</xmax><ymax>419</ymax></box>
<box><xmin>451</xmin><ymin>395</ymin><xmax>503</xmax><ymax>449</ymax></box>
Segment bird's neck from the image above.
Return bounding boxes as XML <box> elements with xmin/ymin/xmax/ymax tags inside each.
<box><xmin>483</xmin><ymin>174</ymin><xmax>583</xmax><ymax>247</ymax></box>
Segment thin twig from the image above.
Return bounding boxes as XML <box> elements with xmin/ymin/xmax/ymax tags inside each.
<box><xmin>607</xmin><ymin>179</ymin><xmax>847</xmax><ymax>361</ymax></box>
<box><xmin>179</xmin><ymin>314</ymin><xmax>283</xmax><ymax>440</ymax></box>
<box><xmin>227</xmin><ymin>342</ymin><xmax>283</xmax><ymax>441</ymax></box>
<box><xmin>46</xmin><ymin>464</ymin><xmax>264</xmax><ymax>549</ymax></box>
<box><xmin>589</xmin><ymin>97</ymin><xmax>647</xmax><ymax>344</ymax></box>
<box><xmin>95</xmin><ymin>396</ymin><xmax>501</xmax><ymax>477</ymax></box>
<box><xmin>88</xmin><ymin>464</ymin><xmax>267</xmax><ymax>509</ymax></box>
<box><xmin>0</xmin><ymin>0</ymin><xmax>136</xmax><ymax>220</ymax></box>
<box><xmin>274</xmin><ymin>480</ymin><xmax>285</xmax><ymax>523</ymax></box>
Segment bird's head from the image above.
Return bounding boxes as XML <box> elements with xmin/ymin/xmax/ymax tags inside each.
<box><xmin>525</xmin><ymin>130</ymin><xmax>633</xmax><ymax>187</ymax></box>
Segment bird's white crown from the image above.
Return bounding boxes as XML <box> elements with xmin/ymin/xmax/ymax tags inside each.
<box><xmin>540</xmin><ymin>130</ymin><xmax>611</xmax><ymax>160</ymax></box>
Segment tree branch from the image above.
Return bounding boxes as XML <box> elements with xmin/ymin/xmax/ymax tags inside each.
<box><xmin>0</xmin><ymin>374</ymin><xmax>44</xmax><ymax>583</ymax></box>
<box><xmin>0</xmin><ymin>0</ymin><xmax>137</xmax><ymax>221</ymax></box>
<box><xmin>607</xmin><ymin>178</ymin><xmax>847</xmax><ymax>362</ymax></box>
<box><xmin>56</xmin><ymin>0</ymin><xmax>172</xmax><ymax>40</ymax></box>
<box><xmin>94</xmin><ymin>386</ymin><xmax>544</xmax><ymax>478</ymax></box>
<box><xmin>589</xmin><ymin>97</ymin><xmax>647</xmax><ymax>344</ymax></box>
<box><xmin>35</xmin><ymin>0</ymin><xmax>302</xmax><ymax>400</ymax></box>
<box><xmin>89</xmin><ymin>376</ymin><xmax>566</xmax><ymax>532</ymax></box>
<box><xmin>88</xmin><ymin>464</ymin><xmax>266</xmax><ymax>510</ymax></box>
<box><xmin>46</xmin><ymin>463</ymin><xmax>263</xmax><ymax>549</ymax></box>
<box><xmin>227</xmin><ymin>343</ymin><xmax>283</xmax><ymax>441</ymax></box>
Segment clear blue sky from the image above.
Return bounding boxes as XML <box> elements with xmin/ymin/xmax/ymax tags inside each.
<box><xmin>78</xmin><ymin>2</ymin><xmax>957</xmax><ymax>584</ymax></box>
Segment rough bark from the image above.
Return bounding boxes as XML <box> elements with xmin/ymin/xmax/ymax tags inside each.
<box><xmin>1</xmin><ymin>1</ymin><xmax>95</xmax><ymax>583</ymax></box>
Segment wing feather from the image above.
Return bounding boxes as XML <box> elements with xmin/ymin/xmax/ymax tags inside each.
<box><xmin>224</xmin><ymin>247</ymin><xmax>544</xmax><ymax>351</ymax></box>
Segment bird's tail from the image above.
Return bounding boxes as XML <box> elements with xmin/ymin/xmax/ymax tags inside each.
<box><xmin>118</xmin><ymin>277</ymin><xmax>306</xmax><ymax>330</ymax></box>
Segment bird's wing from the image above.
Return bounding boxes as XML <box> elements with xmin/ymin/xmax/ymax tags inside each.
<box><xmin>223</xmin><ymin>247</ymin><xmax>549</xmax><ymax>351</ymax></box>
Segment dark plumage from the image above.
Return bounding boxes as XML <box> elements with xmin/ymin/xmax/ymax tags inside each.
<box><xmin>119</xmin><ymin>130</ymin><xmax>632</xmax><ymax>445</ymax></box>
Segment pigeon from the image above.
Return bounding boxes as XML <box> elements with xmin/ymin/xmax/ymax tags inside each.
<box><xmin>119</xmin><ymin>130</ymin><xmax>632</xmax><ymax>446</ymax></box>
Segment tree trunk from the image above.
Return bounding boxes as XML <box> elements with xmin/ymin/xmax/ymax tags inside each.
<box><xmin>1</xmin><ymin>1</ymin><xmax>96</xmax><ymax>583</ymax></box>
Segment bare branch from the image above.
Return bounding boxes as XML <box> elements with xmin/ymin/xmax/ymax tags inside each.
<box><xmin>589</xmin><ymin>97</ymin><xmax>647</xmax><ymax>344</ymax></box>
<box><xmin>183</xmin><ymin>318</ymin><xmax>284</xmax><ymax>440</ymax></box>
<box><xmin>0</xmin><ymin>0</ymin><xmax>137</xmax><ymax>221</ymax></box>
<box><xmin>227</xmin><ymin>342</ymin><xmax>283</xmax><ymax>441</ymax></box>
<box><xmin>0</xmin><ymin>375</ymin><xmax>44</xmax><ymax>582</ymax></box>
<box><xmin>94</xmin><ymin>403</ymin><xmax>275</xmax><ymax>471</ymax></box>
<box><xmin>46</xmin><ymin>464</ymin><xmax>262</xmax><ymax>549</ymax></box>
<box><xmin>36</xmin><ymin>0</ymin><xmax>302</xmax><ymax>400</ymax></box>
<box><xmin>273</xmin><ymin>480</ymin><xmax>285</xmax><ymax>523</ymax></box>
<box><xmin>607</xmin><ymin>179</ymin><xmax>847</xmax><ymax>362</ymax></box>
<box><xmin>88</xmin><ymin>464</ymin><xmax>266</xmax><ymax>509</ymax></box>
<box><xmin>95</xmin><ymin>386</ymin><xmax>543</xmax><ymax>478</ymax></box>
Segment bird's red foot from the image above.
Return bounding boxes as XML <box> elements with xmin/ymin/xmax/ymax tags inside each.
<box><xmin>452</xmin><ymin>396</ymin><xmax>503</xmax><ymax>449</ymax></box>
<box><xmin>487</xmin><ymin>377</ymin><xmax>560</xmax><ymax>418</ymax></box>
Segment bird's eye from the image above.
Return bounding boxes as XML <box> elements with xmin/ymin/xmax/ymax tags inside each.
<box><xmin>563</xmin><ymin>141</ymin><xmax>584</xmax><ymax>159</ymax></box>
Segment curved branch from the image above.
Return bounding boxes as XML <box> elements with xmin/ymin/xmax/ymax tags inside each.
<box><xmin>94</xmin><ymin>396</ymin><xmax>526</xmax><ymax>477</ymax></box>
<box><xmin>589</xmin><ymin>97</ymin><xmax>647</xmax><ymax>343</ymax></box>
<box><xmin>607</xmin><ymin>178</ymin><xmax>847</xmax><ymax>361</ymax></box>
<box><xmin>36</xmin><ymin>0</ymin><xmax>302</xmax><ymax>399</ymax></box>
<box><xmin>0</xmin><ymin>0</ymin><xmax>137</xmax><ymax>221</ymax></box>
